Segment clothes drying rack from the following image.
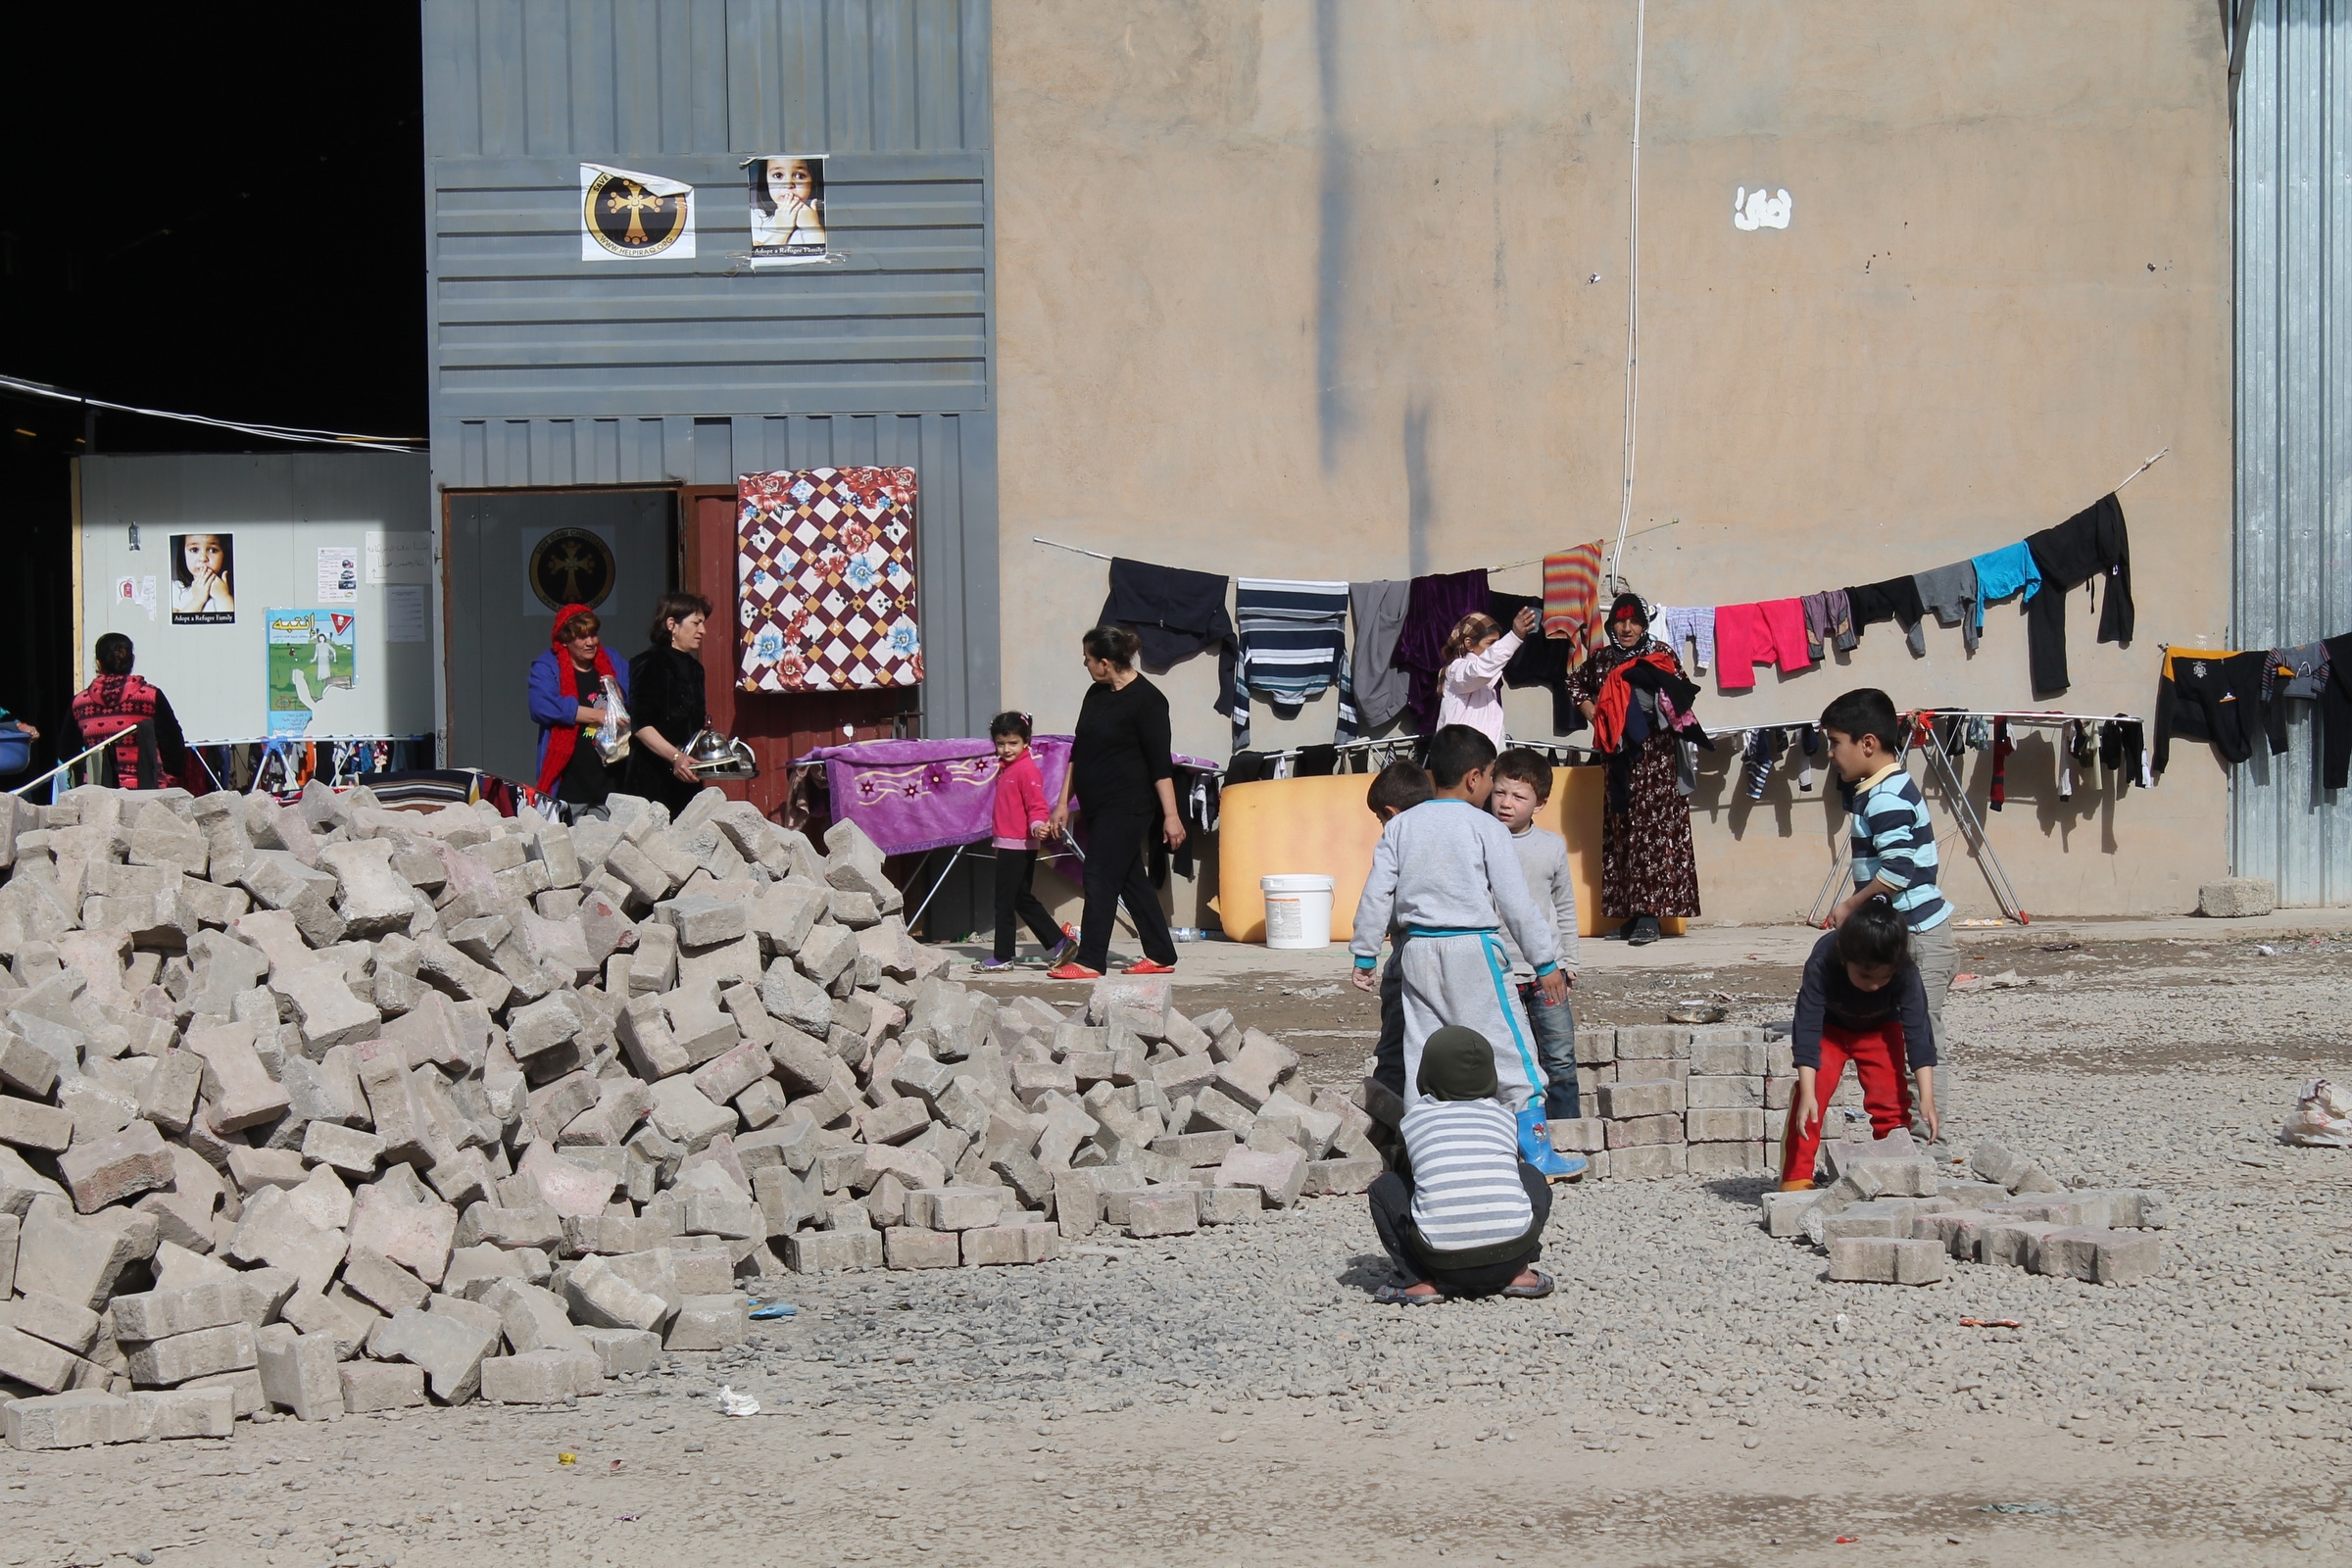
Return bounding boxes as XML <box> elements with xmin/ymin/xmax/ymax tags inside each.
<box><xmin>1800</xmin><ymin>708</ymin><xmax>2151</xmax><ymax>928</ymax></box>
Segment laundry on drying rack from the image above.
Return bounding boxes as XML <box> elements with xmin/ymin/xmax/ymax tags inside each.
<box><xmin>1987</xmin><ymin>717</ymin><xmax>2014</xmax><ymax>810</ymax></box>
<box><xmin>1793</xmin><ymin>724</ymin><xmax>1821</xmax><ymax>792</ymax></box>
<box><xmin>1740</xmin><ymin>726</ymin><xmax>1785</xmax><ymax>801</ymax></box>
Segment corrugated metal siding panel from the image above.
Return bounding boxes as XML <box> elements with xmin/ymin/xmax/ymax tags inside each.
<box><xmin>2234</xmin><ymin>0</ymin><xmax>2352</xmax><ymax>905</ymax></box>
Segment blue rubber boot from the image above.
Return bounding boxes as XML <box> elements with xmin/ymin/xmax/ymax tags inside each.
<box><xmin>1518</xmin><ymin>1104</ymin><xmax>1587</xmax><ymax>1182</ymax></box>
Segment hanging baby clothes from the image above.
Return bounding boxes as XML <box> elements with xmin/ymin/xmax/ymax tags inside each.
<box><xmin>1800</xmin><ymin>592</ymin><xmax>1858</xmax><ymax>659</ymax></box>
<box><xmin>1987</xmin><ymin>717</ymin><xmax>2013</xmax><ymax>810</ymax></box>
<box><xmin>1542</xmin><ymin>541</ymin><xmax>1606</xmax><ymax>652</ymax></box>
<box><xmin>1845</xmin><ymin>576</ymin><xmax>1928</xmax><ymax>655</ymax></box>
<box><xmin>1793</xmin><ymin>724</ymin><xmax>1821</xmax><ymax>792</ymax></box>
<box><xmin>1229</xmin><ymin>577</ymin><xmax>1350</xmax><ymax>749</ymax></box>
<box><xmin>1911</xmin><ymin>562</ymin><xmax>1981</xmax><ymax>656</ymax></box>
<box><xmin>1968</xmin><ymin>543</ymin><xmax>2042</xmax><ymax>639</ymax></box>
<box><xmin>1348</xmin><ymin>580</ymin><xmax>1414</xmax><ymax>734</ymax></box>
<box><xmin>1394</xmin><ymin>570</ymin><xmax>1494</xmax><ymax>735</ymax></box>
<box><xmin>1740</xmin><ymin>727</ymin><xmax>1786</xmax><ymax>801</ymax></box>
<box><xmin>1655</xmin><ymin>605</ymin><xmax>1715</xmax><ymax>673</ymax></box>
<box><xmin>1713</xmin><ymin>601</ymin><xmax>1814</xmax><ymax>690</ymax></box>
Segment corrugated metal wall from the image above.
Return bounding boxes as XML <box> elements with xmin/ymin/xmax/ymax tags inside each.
<box><xmin>2235</xmin><ymin>0</ymin><xmax>2352</xmax><ymax>905</ymax></box>
<box><xmin>420</xmin><ymin>0</ymin><xmax>997</xmax><ymax>738</ymax></box>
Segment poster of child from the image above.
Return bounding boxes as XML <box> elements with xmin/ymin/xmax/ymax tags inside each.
<box><xmin>746</xmin><ymin>155</ymin><xmax>828</xmax><ymax>264</ymax></box>
<box><xmin>170</xmin><ymin>533</ymin><xmax>236</xmax><ymax>623</ymax></box>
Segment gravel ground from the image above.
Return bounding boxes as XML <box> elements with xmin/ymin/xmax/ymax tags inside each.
<box><xmin>9</xmin><ymin>933</ymin><xmax>2349</xmax><ymax>1567</ymax></box>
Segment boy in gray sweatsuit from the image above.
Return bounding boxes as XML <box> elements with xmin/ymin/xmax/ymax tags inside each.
<box><xmin>1350</xmin><ymin>726</ymin><xmax>1583</xmax><ymax>1179</ymax></box>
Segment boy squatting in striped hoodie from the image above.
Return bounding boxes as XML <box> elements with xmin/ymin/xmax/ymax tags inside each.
<box><xmin>1349</xmin><ymin>725</ymin><xmax>1582</xmax><ymax>1180</ymax></box>
<box><xmin>1364</xmin><ymin>1025</ymin><xmax>1555</xmax><ymax>1301</ymax></box>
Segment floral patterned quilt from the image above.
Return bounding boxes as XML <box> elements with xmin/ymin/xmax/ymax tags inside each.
<box><xmin>736</xmin><ymin>466</ymin><xmax>921</xmax><ymax>693</ymax></box>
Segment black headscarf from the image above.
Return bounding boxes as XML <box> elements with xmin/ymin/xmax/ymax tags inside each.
<box><xmin>1416</xmin><ymin>1026</ymin><xmax>1500</xmax><ymax>1102</ymax></box>
<box><xmin>1586</xmin><ymin>592</ymin><xmax>1667</xmax><ymax>676</ymax></box>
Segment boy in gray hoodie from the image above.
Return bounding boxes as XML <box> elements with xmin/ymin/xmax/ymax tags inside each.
<box><xmin>1490</xmin><ymin>748</ymin><xmax>1580</xmax><ymax>1120</ymax></box>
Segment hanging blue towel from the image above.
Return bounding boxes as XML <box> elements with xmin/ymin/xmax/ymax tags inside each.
<box><xmin>1231</xmin><ymin>577</ymin><xmax>1350</xmax><ymax>748</ymax></box>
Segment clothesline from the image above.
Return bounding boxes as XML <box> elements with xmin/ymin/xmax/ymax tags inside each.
<box><xmin>1029</xmin><ymin>519</ymin><xmax>1680</xmax><ymax>578</ymax></box>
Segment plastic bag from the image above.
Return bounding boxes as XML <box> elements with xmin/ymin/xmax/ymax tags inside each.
<box><xmin>2282</xmin><ymin>1078</ymin><xmax>2352</xmax><ymax>1148</ymax></box>
<box><xmin>593</xmin><ymin>674</ymin><xmax>632</xmax><ymax>763</ymax></box>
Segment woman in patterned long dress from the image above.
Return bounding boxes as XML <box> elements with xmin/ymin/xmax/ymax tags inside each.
<box><xmin>1567</xmin><ymin>593</ymin><xmax>1701</xmax><ymax>944</ymax></box>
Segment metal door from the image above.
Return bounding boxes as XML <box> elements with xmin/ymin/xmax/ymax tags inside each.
<box><xmin>443</xmin><ymin>489</ymin><xmax>675</xmax><ymax>784</ymax></box>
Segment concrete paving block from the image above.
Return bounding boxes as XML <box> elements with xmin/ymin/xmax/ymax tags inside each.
<box><xmin>1544</xmin><ymin>1117</ymin><xmax>1607</xmax><ymax>1154</ymax></box>
<box><xmin>1689</xmin><ymin>1041</ymin><xmax>1767</xmax><ymax>1076</ymax></box>
<box><xmin>1686</xmin><ymin>1107</ymin><xmax>1767</xmax><ymax>1144</ymax></box>
<box><xmin>1124</xmin><ymin>1190</ymin><xmax>1201</xmax><ymax>1238</ymax></box>
<box><xmin>1935</xmin><ymin>1178</ymin><xmax>2011</xmax><ymax>1207</ymax></box>
<box><xmin>1300</xmin><ymin>1156</ymin><xmax>1383</xmax><ymax>1197</ymax></box>
<box><xmin>1760</xmin><ymin>1190</ymin><xmax>1826</xmax><ymax>1238</ymax></box>
<box><xmin>884</xmin><ymin>1227</ymin><xmax>960</xmax><ymax>1269</ymax></box>
<box><xmin>1595</xmin><ymin>1080</ymin><xmax>1684</xmax><ymax>1119</ymax></box>
<box><xmin>1603</xmin><ymin>1113</ymin><xmax>1685</xmax><ymax>1149</ymax></box>
<box><xmin>124</xmin><ymin>1320</ymin><xmax>258</xmax><ymax>1386</ymax></box>
<box><xmin>341</xmin><ymin>1248</ymin><xmax>431</xmax><ymax>1317</ymax></box>
<box><xmin>584</xmin><ymin>1327</ymin><xmax>661</xmax><ymax>1377</ymax></box>
<box><xmin>0</xmin><ymin>1324</ymin><xmax>80</xmax><ymax>1393</ymax></box>
<box><xmin>1612</xmin><ymin>1024</ymin><xmax>1690</xmax><ymax>1059</ymax></box>
<box><xmin>1213</xmin><ymin>1143</ymin><xmax>1307</xmax><ymax>1207</ymax></box>
<box><xmin>1911</xmin><ymin>1208</ymin><xmax>2000</xmax><ymax>1256</ymax></box>
<box><xmin>1828</xmin><ymin>1236</ymin><xmax>1950</xmax><ymax>1285</ymax></box>
<box><xmin>1973</xmin><ymin>1218</ymin><xmax>2063</xmax><ymax>1270</ymax></box>
<box><xmin>57</xmin><ymin>1119</ymin><xmax>176</xmax><ymax>1214</ymax></box>
<box><xmin>126</xmin><ymin>1386</ymin><xmax>237</xmax><ymax>1441</ymax></box>
<box><xmin>338</xmin><ymin>1360</ymin><xmax>426</xmax><ymax>1413</ymax></box>
<box><xmin>1685</xmin><ymin>1076</ymin><xmax>1765</xmax><ymax>1109</ymax></box>
<box><xmin>1686</xmin><ymin>1141</ymin><xmax>1766</xmax><ymax>1176</ymax></box>
<box><xmin>2196</xmin><ymin>876</ymin><xmax>2277</xmax><ymax>917</ymax></box>
<box><xmin>1052</xmin><ymin>1173</ymin><xmax>1100</xmax><ymax>1240</ymax></box>
<box><xmin>256</xmin><ymin>1330</ymin><xmax>345</xmax><ymax>1420</ymax></box>
<box><xmin>2034</xmin><ymin>1226</ymin><xmax>2163</xmax><ymax>1286</ymax></box>
<box><xmin>19</xmin><ymin>1201</ymin><xmax>145</xmax><ymax>1310</ymax></box>
<box><xmin>560</xmin><ymin>1254</ymin><xmax>672</xmax><ymax>1331</ymax></box>
<box><xmin>904</xmin><ymin>1187</ymin><xmax>1004</xmax><ymax>1232</ymax></box>
<box><xmin>1821</xmin><ymin>1199</ymin><xmax>1923</xmax><ymax>1241</ymax></box>
<box><xmin>368</xmin><ymin>1306</ymin><xmax>499</xmax><ymax>1403</ymax></box>
<box><xmin>960</xmin><ymin>1223</ymin><xmax>1057</xmax><ymax>1265</ymax></box>
<box><xmin>345</xmin><ymin>1183</ymin><xmax>457</xmax><ymax>1287</ymax></box>
<box><xmin>1614</xmin><ymin>1058</ymin><xmax>1688</xmax><ymax>1084</ymax></box>
<box><xmin>783</xmin><ymin>1229</ymin><xmax>882</xmax><ymax>1272</ymax></box>
<box><xmin>0</xmin><ymin>1093</ymin><xmax>75</xmax><ymax>1153</ymax></box>
<box><xmin>1605</xmin><ymin>1144</ymin><xmax>1686</xmax><ymax>1181</ymax></box>
<box><xmin>12</xmin><ymin>1290</ymin><xmax>103</xmax><ymax>1355</ymax></box>
<box><xmin>4</xmin><ymin>1389</ymin><xmax>137</xmax><ymax>1449</ymax></box>
<box><xmin>663</xmin><ymin>1294</ymin><xmax>750</xmax><ymax>1350</ymax></box>
<box><xmin>1197</xmin><ymin>1186</ymin><xmax>1261</xmax><ymax>1226</ymax></box>
<box><xmin>1967</xmin><ymin>1138</ymin><xmax>2033</xmax><ymax>1190</ymax></box>
<box><xmin>2067</xmin><ymin>1188</ymin><xmax>2172</xmax><ymax>1229</ymax></box>
<box><xmin>0</xmin><ymin>1209</ymin><xmax>16</xmax><ymax>1295</ymax></box>
<box><xmin>183</xmin><ymin>1021</ymin><xmax>292</xmax><ymax>1132</ymax></box>
<box><xmin>480</xmin><ymin>1348</ymin><xmax>581</xmax><ymax>1403</ymax></box>
<box><xmin>301</xmin><ymin>1120</ymin><xmax>386</xmax><ymax>1177</ymax></box>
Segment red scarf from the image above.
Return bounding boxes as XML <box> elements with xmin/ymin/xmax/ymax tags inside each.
<box><xmin>536</xmin><ymin>605</ymin><xmax>619</xmax><ymax>793</ymax></box>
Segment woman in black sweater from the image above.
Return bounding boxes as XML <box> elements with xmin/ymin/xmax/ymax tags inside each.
<box><xmin>623</xmin><ymin>592</ymin><xmax>714</xmax><ymax>815</ymax></box>
<box><xmin>1047</xmin><ymin>625</ymin><xmax>1184</xmax><ymax>979</ymax></box>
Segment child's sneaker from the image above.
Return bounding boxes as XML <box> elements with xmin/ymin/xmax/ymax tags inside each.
<box><xmin>1044</xmin><ymin>933</ymin><xmax>1078</xmax><ymax>968</ymax></box>
<box><xmin>973</xmin><ymin>956</ymin><xmax>1014</xmax><ymax>973</ymax></box>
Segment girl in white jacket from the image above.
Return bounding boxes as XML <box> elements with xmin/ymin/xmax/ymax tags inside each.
<box><xmin>1436</xmin><ymin>604</ymin><xmax>1537</xmax><ymax>747</ymax></box>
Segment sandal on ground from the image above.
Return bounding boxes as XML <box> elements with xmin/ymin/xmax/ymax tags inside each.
<box><xmin>1045</xmin><ymin>962</ymin><xmax>1103</xmax><ymax>981</ymax></box>
<box><xmin>1500</xmin><ymin>1270</ymin><xmax>1555</xmax><ymax>1299</ymax></box>
<box><xmin>1373</xmin><ymin>1284</ymin><xmax>1447</xmax><ymax>1305</ymax></box>
<box><xmin>1124</xmin><ymin>958</ymin><xmax>1176</xmax><ymax>975</ymax></box>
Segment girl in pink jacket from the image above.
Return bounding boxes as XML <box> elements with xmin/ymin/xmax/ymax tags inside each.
<box><xmin>985</xmin><ymin>712</ymin><xmax>1077</xmax><ymax>970</ymax></box>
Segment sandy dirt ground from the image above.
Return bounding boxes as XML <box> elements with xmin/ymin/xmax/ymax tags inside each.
<box><xmin>8</xmin><ymin>917</ymin><xmax>2349</xmax><ymax>1568</ymax></box>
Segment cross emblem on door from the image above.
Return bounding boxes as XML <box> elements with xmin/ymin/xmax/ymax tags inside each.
<box><xmin>605</xmin><ymin>181</ymin><xmax>665</xmax><ymax>245</ymax></box>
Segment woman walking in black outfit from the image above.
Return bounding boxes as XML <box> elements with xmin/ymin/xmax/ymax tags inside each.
<box><xmin>1046</xmin><ymin>625</ymin><xmax>1185</xmax><ymax>980</ymax></box>
<box><xmin>623</xmin><ymin>592</ymin><xmax>714</xmax><ymax>815</ymax></box>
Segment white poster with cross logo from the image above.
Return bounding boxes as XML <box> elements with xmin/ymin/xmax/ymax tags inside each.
<box><xmin>579</xmin><ymin>164</ymin><xmax>696</xmax><ymax>261</ymax></box>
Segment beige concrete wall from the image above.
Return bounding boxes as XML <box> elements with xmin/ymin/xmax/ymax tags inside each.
<box><xmin>993</xmin><ymin>0</ymin><xmax>2234</xmax><ymax>927</ymax></box>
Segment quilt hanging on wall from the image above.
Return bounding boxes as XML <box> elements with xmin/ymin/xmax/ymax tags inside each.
<box><xmin>737</xmin><ymin>466</ymin><xmax>921</xmax><ymax>693</ymax></box>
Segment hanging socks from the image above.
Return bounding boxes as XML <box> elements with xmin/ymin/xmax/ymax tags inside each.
<box><xmin>1987</xmin><ymin>717</ymin><xmax>2013</xmax><ymax>810</ymax></box>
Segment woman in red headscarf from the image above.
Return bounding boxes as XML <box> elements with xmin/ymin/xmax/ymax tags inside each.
<box><xmin>527</xmin><ymin>605</ymin><xmax>632</xmax><ymax>809</ymax></box>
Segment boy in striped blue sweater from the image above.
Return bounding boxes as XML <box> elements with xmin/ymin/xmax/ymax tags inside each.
<box><xmin>1820</xmin><ymin>689</ymin><xmax>1962</xmax><ymax>1131</ymax></box>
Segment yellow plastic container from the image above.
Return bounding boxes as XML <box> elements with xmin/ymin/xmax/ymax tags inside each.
<box><xmin>1215</xmin><ymin>766</ymin><xmax>1687</xmax><ymax>943</ymax></box>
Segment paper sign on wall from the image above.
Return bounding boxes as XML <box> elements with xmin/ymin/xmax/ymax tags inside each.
<box><xmin>115</xmin><ymin>575</ymin><xmax>157</xmax><ymax>621</ymax></box>
<box><xmin>581</xmin><ymin>165</ymin><xmax>696</xmax><ymax>261</ymax></box>
<box><xmin>367</xmin><ymin>532</ymin><xmax>430</xmax><ymax>585</ymax></box>
<box><xmin>169</xmin><ymin>533</ymin><xmax>235</xmax><ymax>623</ymax></box>
<box><xmin>317</xmin><ymin>547</ymin><xmax>359</xmax><ymax>604</ymax></box>
<box><xmin>267</xmin><ymin>610</ymin><xmax>357</xmax><ymax>737</ymax></box>
<box><xmin>384</xmin><ymin>585</ymin><xmax>428</xmax><ymax>644</ymax></box>
<box><xmin>742</xmin><ymin>155</ymin><xmax>830</xmax><ymax>266</ymax></box>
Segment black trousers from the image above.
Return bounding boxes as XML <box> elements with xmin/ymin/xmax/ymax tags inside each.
<box><xmin>1366</xmin><ymin>1164</ymin><xmax>1548</xmax><ymax>1296</ymax></box>
<box><xmin>1073</xmin><ymin>811</ymin><xmax>1177</xmax><ymax>973</ymax></box>
<box><xmin>993</xmin><ymin>847</ymin><xmax>1064</xmax><ymax>961</ymax></box>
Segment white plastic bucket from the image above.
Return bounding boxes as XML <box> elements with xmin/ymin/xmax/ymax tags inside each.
<box><xmin>1260</xmin><ymin>874</ymin><xmax>1336</xmax><ymax>950</ymax></box>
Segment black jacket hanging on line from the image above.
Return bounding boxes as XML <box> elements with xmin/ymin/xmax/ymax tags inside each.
<box><xmin>1101</xmin><ymin>558</ymin><xmax>1241</xmax><ymax>723</ymax></box>
<box><xmin>2320</xmin><ymin>632</ymin><xmax>2352</xmax><ymax>791</ymax></box>
<box><xmin>2023</xmin><ymin>494</ymin><xmax>2133</xmax><ymax>698</ymax></box>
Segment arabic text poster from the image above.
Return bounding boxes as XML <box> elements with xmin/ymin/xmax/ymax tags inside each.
<box><xmin>266</xmin><ymin>610</ymin><xmax>358</xmax><ymax>736</ymax></box>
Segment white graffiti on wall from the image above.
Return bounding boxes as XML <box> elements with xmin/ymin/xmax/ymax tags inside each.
<box><xmin>1734</xmin><ymin>186</ymin><xmax>1792</xmax><ymax>231</ymax></box>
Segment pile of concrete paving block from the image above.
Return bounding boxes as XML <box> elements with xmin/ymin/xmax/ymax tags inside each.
<box><xmin>0</xmin><ymin>779</ymin><xmax>1374</xmax><ymax>1451</ymax></box>
<box><xmin>1757</xmin><ymin>1132</ymin><xmax>2170</xmax><ymax>1287</ymax></box>
<box><xmin>1363</xmin><ymin>1023</ymin><xmax>1798</xmax><ymax>1180</ymax></box>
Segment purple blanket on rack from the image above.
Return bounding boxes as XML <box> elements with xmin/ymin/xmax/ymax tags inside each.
<box><xmin>802</xmin><ymin>736</ymin><xmax>1218</xmax><ymax>858</ymax></box>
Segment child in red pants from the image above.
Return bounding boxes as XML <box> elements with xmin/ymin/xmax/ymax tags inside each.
<box><xmin>1781</xmin><ymin>899</ymin><xmax>1940</xmax><ymax>1189</ymax></box>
